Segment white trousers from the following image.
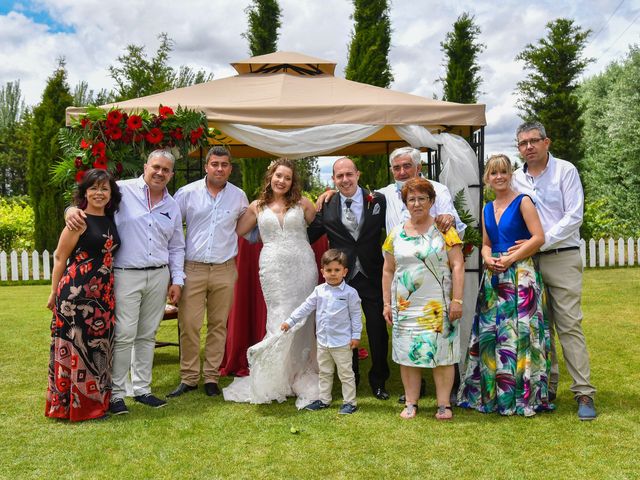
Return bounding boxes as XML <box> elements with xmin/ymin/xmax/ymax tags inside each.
<box><xmin>317</xmin><ymin>344</ymin><xmax>357</xmax><ymax>406</ymax></box>
<box><xmin>112</xmin><ymin>267</ymin><xmax>170</xmax><ymax>399</ymax></box>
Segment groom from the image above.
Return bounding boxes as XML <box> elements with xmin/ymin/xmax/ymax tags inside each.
<box><xmin>308</xmin><ymin>157</ymin><xmax>390</xmax><ymax>400</ymax></box>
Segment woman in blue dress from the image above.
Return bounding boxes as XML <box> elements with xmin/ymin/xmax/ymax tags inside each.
<box><xmin>458</xmin><ymin>154</ymin><xmax>553</xmax><ymax>416</ymax></box>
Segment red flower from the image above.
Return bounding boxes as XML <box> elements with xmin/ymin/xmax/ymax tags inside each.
<box><xmin>463</xmin><ymin>243</ymin><xmax>474</xmax><ymax>256</ymax></box>
<box><xmin>133</xmin><ymin>133</ymin><xmax>144</xmax><ymax>143</ymax></box>
<box><xmin>74</xmin><ymin>157</ymin><xmax>83</xmax><ymax>168</ymax></box>
<box><xmin>75</xmin><ymin>170</ymin><xmax>86</xmax><ymax>183</ymax></box>
<box><xmin>170</xmin><ymin>127</ymin><xmax>183</xmax><ymax>140</ymax></box>
<box><xmin>103</xmin><ymin>252</ymin><xmax>113</xmax><ymax>268</ymax></box>
<box><xmin>106</xmin><ymin>110</ymin><xmax>123</xmax><ymax>126</ymax></box>
<box><xmin>159</xmin><ymin>105</ymin><xmax>174</xmax><ymax>117</ymax></box>
<box><xmin>115</xmin><ymin>162</ymin><xmax>123</xmax><ymax>174</ymax></box>
<box><xmin>189</xmin><ymin>127</ymin><xmax>204</xmax><ymax>144</ymax></box>
<box><xmin>83</xmin><ymin>276</ymin><xmax>103</xmax><ymax>299</ymax></box>
<box><xmin>365</xmin><ymin>192</ymin><xmax>377</xmax><ymax>209</ymax></box>
<box><xmin>127</xmin><ymin>114</ymin><xmax>143</xmax><ymax>131</ymax></box>
<box><xmin>80</xmin><ymin>138</ymin><xmax>91</xmax><ymax>149</ymax></box>
<box><xmin>145</xmin><ymin>128</ymin><xmax>164</xmax><ymax>144</ymax></box>
<box><xmin>91</xmin><ymin>141</ymin><xmax>106</xmax><ymax>157</ymax></box>
<box><xmin>80</xmin><ymin>118</ymin><xmax>91</xmax><ymax>129</ymax></box>
<box><xmin>85</xmin><ymin>308</ymin><xmax>111</xmax><ymax>336</ymax></box>
<box><xmin>75</xmin><ymin>251</ymin><xmax>89</xmax><ymax>262</ymax></box>
<box><xmin>106</xmin><ymin>126</ymin><xmax>122</xmax><ymax>140</ymax></box>
<box><xmin>93</xmin><ymin>156</ymin><xmax>108</xmax><ymax>170</ymax></box>
<box><xmin>79</xmin><ymin>261</ymin><xmax>94</xmax><ymax>276</ymax></box>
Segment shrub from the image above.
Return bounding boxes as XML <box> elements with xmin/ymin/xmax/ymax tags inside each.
<box><xmin>0</xmin><ymin>196</ymin><xmax>35</xmax><ymax>251</ymax></box>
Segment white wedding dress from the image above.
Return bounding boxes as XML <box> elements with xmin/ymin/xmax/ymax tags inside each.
<box><xmin>223</xmin><ymin>206</ymin><xmax>319</xmax><ymax>408</ymax></box>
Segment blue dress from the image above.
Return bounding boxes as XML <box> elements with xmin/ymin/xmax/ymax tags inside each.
<box><xmin>458</xmin><ymin>194</ymin><xmax>553</xmax><ymax>416</ymax></box>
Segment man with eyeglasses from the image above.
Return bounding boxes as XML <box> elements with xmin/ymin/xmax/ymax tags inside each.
<box><xmin>511</xmin><ymin>121</ymin><xmax>596</xmax><ymax>420</ymax></box>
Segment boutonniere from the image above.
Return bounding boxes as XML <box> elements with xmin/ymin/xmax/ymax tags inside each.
<box><xmin>365</xmin><ymin>187</ymin><xmax>377</xmax><ymax>210</ymax></box>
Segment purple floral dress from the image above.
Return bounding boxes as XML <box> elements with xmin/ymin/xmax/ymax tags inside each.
<box><xmin>45</xmin><ymin>214</ymin><xmax>120</xmax><ymax>421</ymax></box>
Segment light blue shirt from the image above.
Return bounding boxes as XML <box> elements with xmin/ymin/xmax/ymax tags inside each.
<box><xmin>174</xmin><ymin>178</ymin><xmax>248</xmax><ymax>263</ymax></box>
<box><xmin>285</xmin><ymin>281</ymin><xmax>362</xmax><ymax>348</ymax></box>
<box><xmin>113</xmin><ymin>176</ymin><xmax>185</xmax><ymax>285</ymax></box>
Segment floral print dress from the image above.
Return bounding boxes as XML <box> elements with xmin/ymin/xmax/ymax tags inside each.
<box><xmin>382</xmin><ymin>225</ymin><xmax>462</xmax><ymax>368</ymax></box>
<box><xmin>45</xmin><ymin>214</ymin><xmax>120</xmax><ymax>421</ymax></box>
<box><xmin>458</xmin><ymin>194</ymin><xmax>553</xmax><ymax>416</ymax></box>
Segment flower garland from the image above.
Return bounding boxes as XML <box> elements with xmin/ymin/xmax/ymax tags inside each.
<box><xmin>54</xmin><ymin>105</ymin><xmax>222</xmax><ymax>187</ymax></box>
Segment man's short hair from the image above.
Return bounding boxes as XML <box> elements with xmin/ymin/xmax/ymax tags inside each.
<box><xmin>389</xmin><ymin>146</ymin><xmax>421</xmax><ymax>167</ymax></box>
<box><xmin>147</xmin><ymin>148</ymin><xmax>175</xmax><ymax>166</ymax></box>
<box><xmin>206</xmin><ymin>146</ymin><xmax>232</xmax><ymax>162</ymax></box>
<box><xmin>321</xmin><ymin>249</ymin><xmax>349</xmax><ymax>268</ymax></box>
<box><xmin>516</xmin><ymin>121</ymin><xmax>547</xmax><ymax>139</ymax></box>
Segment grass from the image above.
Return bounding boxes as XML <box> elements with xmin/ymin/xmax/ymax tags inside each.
<box><xmin>0</xmin><ymin>268</ymin><xmax>639</xmax><ymax>479</ymax></box>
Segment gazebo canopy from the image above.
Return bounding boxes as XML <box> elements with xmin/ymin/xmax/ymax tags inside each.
<box><xmin>66</xmin><ymin>51</ymin><xmax>486</xmax><ymax>158</ymax></box>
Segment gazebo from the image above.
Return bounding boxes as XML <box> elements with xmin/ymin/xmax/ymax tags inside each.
<box><xmin>66</xmin><ymin>51</ymin><xmax>487</xmax><ymax>376</ymax></box>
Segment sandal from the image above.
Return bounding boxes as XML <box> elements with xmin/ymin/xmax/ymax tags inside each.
<box><xmin>400</xmin><ymin>404</ymin><xmax>418</xmax><ymax>419</ymax></box>
<box><xmin>435</xmin><ymin>405</ymin><xmax>453</xmax><ymax>420</ymax></box>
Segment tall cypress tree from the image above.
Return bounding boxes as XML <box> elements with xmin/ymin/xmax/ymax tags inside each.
<box><xmin>28</xmin><ymin>60</ymin><xmax>73</xmax><ymax>252</ymax></box>
<box><xmin>240</xmin><ymin>0</ymin><xmax>282</xmax><ymax>199</ymax></box>
<box><xmin>440</xmin><ymin>12</ymin><xmax>485</xmax><ymax>103</ymax></box>
<box><xmin>345</xmin><ymin>0</ymin><xmax>393</xmax><ymax>188</ymax></box>
<box><xmin>515</xmin><ymin>19</ymin><xmax>592</xmax><ymax>166</ymax></box>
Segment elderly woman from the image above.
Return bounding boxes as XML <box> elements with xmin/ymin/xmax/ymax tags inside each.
<box><xmin>382</xmin><ymin>177</ymin><xmax>464</xmax><ymax>420</ymax></box>
<box><xmin>458</xmin><ymin>154</ymin><xmax>553</xmax><ymax>416</ymax></box>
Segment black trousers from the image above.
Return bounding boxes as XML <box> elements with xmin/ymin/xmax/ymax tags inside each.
<box><xmin>349</xmin><ymin>272</ymin><xmax>390</xmax><ymax>390</ymax></box>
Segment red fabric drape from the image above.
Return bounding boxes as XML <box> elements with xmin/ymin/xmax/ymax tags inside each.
<box><xmin>219</xmin><ymin>235</ymin><xmax>328</xmax><ymax>377</ymax></box>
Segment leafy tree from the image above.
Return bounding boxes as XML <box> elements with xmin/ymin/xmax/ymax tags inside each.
<box><xmin>515</xmin><ymin>18</ymin><xmax>592</xmax><ymax>166</ymax></box>
<box><xmin>345</xmin><ymin>0</ymin><xmax>393</xmax><ymax>188</ymax></box>
<box><xmin>579</xmin><ymin>46</ymin><xmax>640</xmax><ymax>238</ymax></box>
<box><xmin>240</xmin><ymin>0</ymin><xmax>282</xmax><ymax>199</ymax></box>
<box><xmin>440</xmin><ymin>12</ymin><xmax>485</xmax><ymax>103</ymax></box>
<box><xmin>72</xmin><ymin>80</ymin><xmax>111</xmax><ymax>107</ymax></box>
<box><xmin>0</xmin><ymin>81</ymin><xmax>29</xmax><ymax>195</ymax></box>
<box><xmin>109</xmin><ymin>32</ymin><xmax>213</xmax><ymax>102</ymax></box>
<box><xmin>243</xmin><ymin>0</ymin><xmax>281</xmax><ymax>56</ymax></box>
<box><xmin>27</xmin><ymin>60</ymin><xmax>73</xmax><ymax>252</ymax></box>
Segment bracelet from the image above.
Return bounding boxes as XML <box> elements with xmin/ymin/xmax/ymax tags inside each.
<box><xmin>384</xmin><ymin>303</ymin><xmax>391</xmax><ymax>307</ymax></box>
<box><xmin>452</xmin><ymin>299</ymin><xmax>463</xmax><ymax>305</ymax></box>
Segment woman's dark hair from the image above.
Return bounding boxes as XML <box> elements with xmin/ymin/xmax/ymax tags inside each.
<box><xmin>74</xmin><ymin>169</ymin><xmax>122</xmax><ymax>217</ymax></box>
<box><xmin>400</xmin><ymin>177</ymin><xmax>436</xmax><ymax>205</ymax></box>
<box><xmin>257</xmin><ymin>158</ymin><xmax>302</xmax><ymax>210</ymax></box>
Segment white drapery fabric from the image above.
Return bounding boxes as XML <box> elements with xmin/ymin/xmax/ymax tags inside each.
<box><xmin>216</xmin><ymin>123</ymin><xmax>382</xmax><ymax>159</ymax></box>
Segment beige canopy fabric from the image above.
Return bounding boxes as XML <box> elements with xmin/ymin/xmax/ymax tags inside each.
<box><xmin>65</xmin><ymin>51</ymin><xmax>486</xmax><ymax>157</ymax></box>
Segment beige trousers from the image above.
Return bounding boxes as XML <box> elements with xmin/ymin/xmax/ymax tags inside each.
<box><xmin>178</xmin><ymin>260</ymin><xmax>237</xmax><ymax>385</ymax></box>
<box><xmin>317</xmin><ymin>344</ymin><xmax>357</xmax><ymax>406</ymax></box>
<box><xmin>537</xmin><ymin>249</ymin><xmax>595</xmax><ymax>399</ymax></box>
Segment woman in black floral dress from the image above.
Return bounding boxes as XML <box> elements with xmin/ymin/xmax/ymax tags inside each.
<box><xmin>45</xmin><ymin>169</ymin><xmax>122</xmax><ymax>421</ymax></box>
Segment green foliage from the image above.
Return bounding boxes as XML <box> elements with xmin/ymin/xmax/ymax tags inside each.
<box><xmin>345</xmin><ymin>0</ymin><xmax>393</xmax><ymax>88</ymax></box>
<box><xmin>0</xmin><ymin>196</ymin><xmax>34</xmax><ymax>251</ymax></box>
<box><xmin>346</xmin><ymin>0</ymin><xmax>393</xmax><ymax>188</ymax></box>
<box><xmin>440</xmin><ymin>12</ymin><xmax>485</xmax><ymax>104</ymax></box>
<box><xmin>72</xmin><ymin>80</ymin><xmax>112</xmax><ymax>107</ymax></box>
<box><xmin>453</xmin><ymin>188</ymin><xmax>482</xmax><ymax>258</ymax></box>
<box><xmin>515</xmin><ymin>19</ymin><xmax>592</xmax><ymax>167</ymax></box>
<box><xmin>243</xmin><ymin>0</ymin><xmax>282</xmax><ymax>56</ymax></box>
<box><xmin>108</xmin><ymin>33</ymin><xmax>213</xmax><ymax>102</ymax></box>
<box><xmin>0</xmin><ymin>81</ymin><xmax>30</xmax><ymax>196</ymax></box>
<box><xmin>27</xmin><ymin>60</ymin><xmax>72</xmax><ymax>252</ymax></box>
<box><xmin>579</xmin><ymin>46</ymin><xmax>640</xmax><ymax>238</ymax></box>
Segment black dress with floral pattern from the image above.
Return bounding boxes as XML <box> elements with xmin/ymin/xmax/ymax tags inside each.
<box><xmin>45</xmin><ymin>214</ymin><xmax>120</xmax><ymax>421</ymax></box>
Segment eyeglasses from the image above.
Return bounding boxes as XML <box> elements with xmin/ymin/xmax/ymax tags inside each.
<box><xmin>406</xmin><ymin>196</ymin><xmax>431</xmax><ymax>205</ymax></box>
<box><xmin>517</xmin><ymin>138</ymin><xmax>545</xmax><ymax>149</ymax></box>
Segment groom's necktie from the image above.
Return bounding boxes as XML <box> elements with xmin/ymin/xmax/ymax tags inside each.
<box><xmin>344</xmin><ymin>198</ymin><xmax>358</xmax><ymax>229</ymax></box>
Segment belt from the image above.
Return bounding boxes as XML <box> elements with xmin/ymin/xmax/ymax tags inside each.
<box><xmin>538</xmin><ymin>246</ymin><xmax>580</xmax><ymax>256</ymax></box>
<box><xmin>115</xmin><ymin>265</ymin><xmax>167</xmax><ymax>271</ymax></box>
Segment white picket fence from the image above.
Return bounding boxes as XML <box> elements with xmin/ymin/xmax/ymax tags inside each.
<box><xmin>1</xmin><ymin>237</ymin><xmax>639</xmax><ymax>283</ymax></box>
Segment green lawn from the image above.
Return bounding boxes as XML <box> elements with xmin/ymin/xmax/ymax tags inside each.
<box><xmin>0</xmin><ymin>269</ymin><xmax>638</xmax><ymax>479</ymax></box>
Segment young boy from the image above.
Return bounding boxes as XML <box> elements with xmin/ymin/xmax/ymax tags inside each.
<box><xmin>281</xmin><ymin>249</ymin><xmax>362</xmax><ymax>414</ymax></box>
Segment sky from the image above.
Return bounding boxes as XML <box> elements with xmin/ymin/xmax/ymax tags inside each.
<box><xmin>1</xmin><ymin>0</ymin><xmax>639</xmax><ymax>181</ymax></box>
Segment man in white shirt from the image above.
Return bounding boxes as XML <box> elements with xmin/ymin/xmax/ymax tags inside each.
<box><xmin>67</xmin><ymin>149</ymin><xmax>186</xmax><ymax>414</ymax></box>
<box><xmin>167</xmin><ymin>146</ymin><xmax>249</xmax><ymax>398</ymax></box>
<box><xmin>377</xmin><ymin>146</ymin><xmax>466</xmax><ymax>236</ymax></box>
<box><xmin>511</xmin><ymin>121</ymin><xmax>596</xmax><ymax>420</ymax></box>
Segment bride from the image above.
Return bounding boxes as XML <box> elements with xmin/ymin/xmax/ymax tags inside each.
<box><xmin>223</xmin><ymin>158</ymin><xmax>319</xmax><ymax>408</ymax></box>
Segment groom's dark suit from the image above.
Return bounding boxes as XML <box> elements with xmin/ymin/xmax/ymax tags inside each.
<box><xmin>308</xmin><ymin>187</ymin><xmax>390</xmax><ymax>392</ymax></box>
